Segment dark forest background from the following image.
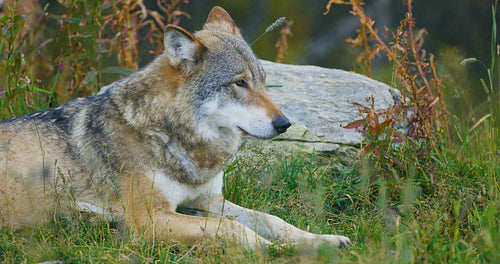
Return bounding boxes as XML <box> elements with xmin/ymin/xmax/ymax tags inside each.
<box><xmin>2</xmin><ymin>0</ymin><xmax>498</xmax><ymax>120</ymax></box>
<box><xmin>146</xmin><ymin>1</ymin><xmax>497</xmax><ymax>117</ymax></box>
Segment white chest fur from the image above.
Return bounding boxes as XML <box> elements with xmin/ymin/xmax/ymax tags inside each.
<box><xmin>148</xmin><ymin>170</ymin><xmax>224</xmax><ymax>211</ymax></box>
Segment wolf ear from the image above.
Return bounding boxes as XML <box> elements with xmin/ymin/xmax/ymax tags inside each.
<box><xmin>164</xmin><ymin>25</ymin><xmax>207</xmax><ymax>73</ymax></box>
<box><xmin>204</xmin><ymin>6</ymin><xmax>242</xmax><ymax>36</ymax></box>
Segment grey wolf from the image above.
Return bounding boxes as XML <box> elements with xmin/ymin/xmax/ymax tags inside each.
<box><xmin>0</xmin><ymin>7</ymin><xmax>351</xmax><ymax>249</ymax></box>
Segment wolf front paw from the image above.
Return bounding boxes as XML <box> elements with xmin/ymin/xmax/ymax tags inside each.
<box><xmin>315</xmin><ymin>234</ymin><xmax>352</xmax><ymax>248</ymax></box>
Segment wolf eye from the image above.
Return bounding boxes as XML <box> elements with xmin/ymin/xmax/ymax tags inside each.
<box><xmin>235</xmin><ymin>80</ymin><xmax>248</xmax><ymax>88</ymax></box>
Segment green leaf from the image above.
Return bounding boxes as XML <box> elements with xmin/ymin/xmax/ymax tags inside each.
<box><xmin>480</xmin><ymin>78</ymin><xmax>490</xmax><ymax>97</ymax></box>
<box><xmin>83</xmin><ymin>70</ymin><xmax>97</xmax><ymax>85</ymax></box>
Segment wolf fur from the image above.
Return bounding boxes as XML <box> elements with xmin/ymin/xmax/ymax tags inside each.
<box><xmin>0</xmin><ymin>7</ymin><xmax>351</xmax><ymax>249</ymax></box>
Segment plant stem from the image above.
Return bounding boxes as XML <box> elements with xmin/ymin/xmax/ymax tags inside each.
<box><xmin>407</xmin><ymin>0</ymin><xmax>432</xmax><ymax>97</ymax></box>
<box><xmin>489</xmin><ymin>1</ymin><xmax>498</xmax><ymax>129</ymax></box>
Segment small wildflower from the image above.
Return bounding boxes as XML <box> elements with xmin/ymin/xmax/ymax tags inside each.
<box><xmin>460</xmin><ymin>57</ymin><xmax>479</xmax><ymax>66</ymax></box>
<box><xmin>265</xmin><ymin>17</ymin><xmax>286</xmax><ymax>33</ymax></box>
<box><xmin>251</xmin><ymin>17</ymin><xmax>287</xmax><ymax>46</ymax></box>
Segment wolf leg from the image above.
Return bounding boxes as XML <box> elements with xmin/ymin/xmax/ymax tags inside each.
<box><xmin>132</xmin><ymin>210</ymin><xmax>273</xmax><ymax>250</ymax></box>
<box><xmin>191</xmin><ymin>194</ymin><xmax>351</xmax><ymax>247</ymax></box>
<box><xmin>119</xmin><ymin>174</ymin><xmax>272</xmax><ymax>249</ymax></box>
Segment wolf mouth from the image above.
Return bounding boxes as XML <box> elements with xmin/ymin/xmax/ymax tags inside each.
<box><xmin>237</xmin><ymin>126</ymin><xmax>276</xmax><ymax>139</ymax></box>
<box><xmin>237</xmin><ymin>126</ymin><xmax>250</xmax><ymax>137</ymax></box>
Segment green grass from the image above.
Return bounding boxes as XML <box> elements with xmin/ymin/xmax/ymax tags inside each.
<box><xmin>1</xmin><ymin>131</ymin><xmax>498</xmax><ymax>263</ymax></box>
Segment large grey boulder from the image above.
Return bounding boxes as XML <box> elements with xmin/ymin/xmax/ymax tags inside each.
<box><xmin>236</xmin><ymin>60</ymin><xmax>397</xmax><ymax>166</ymax></box>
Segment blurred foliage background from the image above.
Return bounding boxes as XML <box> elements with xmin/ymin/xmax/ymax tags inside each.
<box><xmin>1</xmin><ymin>0</ymin><xmax>498</xmax><ymax>120</ymax></box>
<box><xmin>178</xmin><ymin>0</ymin><xmax>496</xmax><ymax>121</ymax></box>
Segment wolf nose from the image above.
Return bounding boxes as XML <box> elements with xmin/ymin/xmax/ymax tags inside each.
<box><xmin>272</xmin><ymin>115</ymin><xmax>291</xmax><ymax>134</ymax></box>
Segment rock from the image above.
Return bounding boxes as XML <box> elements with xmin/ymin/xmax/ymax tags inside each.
<box><xmin>236</xmin><ymin>60</ymin><xmax>397</xmax><ymax>166</ymax></box>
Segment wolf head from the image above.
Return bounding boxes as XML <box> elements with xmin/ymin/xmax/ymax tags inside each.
<box><xmin>163</xmin><ymin>7</ymin><xmax>291</xmax><ymax>141</ymax></box>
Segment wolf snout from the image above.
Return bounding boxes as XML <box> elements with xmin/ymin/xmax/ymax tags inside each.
<box><xmin>272</xmin><ymin>115</ymin><xmax>291</xmax><ymax>134</ymax></box>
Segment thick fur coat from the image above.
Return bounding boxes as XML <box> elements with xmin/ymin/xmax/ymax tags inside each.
<box><xmin>0</xmin><ymin>7</ymin><xmax>350</xmax><ymax>249</ymax></box>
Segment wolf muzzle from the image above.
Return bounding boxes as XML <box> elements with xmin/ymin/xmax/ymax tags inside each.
<box><xmin>272</xmin><ymin>115</ymin><xmax>291</xmax><ymax>134</ymax></box>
